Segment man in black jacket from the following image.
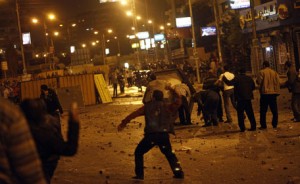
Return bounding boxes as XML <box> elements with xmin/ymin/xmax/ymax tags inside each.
<box><xmin>223</xmin><ymin>67</ymin><xmax>257</xmax><ymax>132</ymax></box>
<box><xmin>40</xmin><ymin>85</ymin><xmax>63</xmax><ymax>121</ymax></box>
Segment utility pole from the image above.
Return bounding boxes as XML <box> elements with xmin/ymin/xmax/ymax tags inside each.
<box><xmin>188</xmin><ymin>0</ymin><xmax>200</xmax><ymax>83</ymax></box>
<box><xmin>250</xmin><ymin>0</ymin><xmax>260</xmax><ymax>76</ymax></box>
<box><xmin>132</xmin><ymin>0</ymin><xmax>140</xmax><ymax>68</ymax></box>
<box><xmin>213</xmin><ymin>0</ymin><xmax>223</xmax><ymax>63</ymax></box>
<box><xmin>16</xmin><ymin>0</ymin><xmax>27</xmax><ymax>75</ymax></box>
<box><xmin>102</xmin><ymin>33</ymin><xmax>106</xmax><ymax>65</ymax></box>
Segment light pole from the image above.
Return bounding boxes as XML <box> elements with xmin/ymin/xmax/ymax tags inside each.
<box><xmin>148</xmin><ymin>20</ymin><xmax>158</xmax><ymax>62</ymax></box>
<box><xmin>114</xmin><ymin>36</ymin><xmax>121</xmax><ymax>57</ymax></box>
<box><xmin>188</xmin><ymin>0</ymin><xmax>200</xmax><ymax>83</ymax></box>
<box><xmin>31</xmin><ymin>13</ymin><xmax>56</xmax><ymax>69</ymax></box>
<box><xmin>212</xmin><ymin>0</ymin><xmax>223</xmax><ymax>63</ymax></box>
<box><xmin>250</xmin><ymin>0</ymin><xmax>260</xmax><ymax>76</ymax></box>
<box><xmin>16</xmin><ymin>0</ymin><xmax>27</xmax><ymax>75</ymax></box>
<box><xmin>122</xmin><ymin>0</ymin><xmax>141</xmax><ymax>68</ymax></box>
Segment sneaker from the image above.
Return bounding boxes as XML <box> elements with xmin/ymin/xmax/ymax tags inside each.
<box><xmin>132</xmin><ymin>176</ymin><xmax>144</xmax><ymax>180</ymax></box>
<box><xmin>258</xmin><ymin>127</ymin><xmax>267</xmax><ymax>130</ymax></box>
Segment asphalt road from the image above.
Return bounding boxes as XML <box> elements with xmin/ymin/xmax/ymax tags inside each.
<box><xmin>52</xmin><ymin>86</ymin><xmax>300</xmax><ymax>184</ymax></box>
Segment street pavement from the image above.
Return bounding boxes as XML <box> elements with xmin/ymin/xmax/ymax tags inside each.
<box><xmin>52</xmin><ymin>84</ymin><xmax>300</xmax><ymax>184</ymax></box>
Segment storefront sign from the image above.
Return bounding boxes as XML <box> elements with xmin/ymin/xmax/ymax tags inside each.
<box><xmin>240</xmin><ymin>0</ymin><xmax>280</xmax><ymax>31</ymax></box>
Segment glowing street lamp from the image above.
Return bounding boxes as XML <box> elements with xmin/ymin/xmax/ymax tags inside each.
<box><xmin>48</xmin><ymin>13</ymin><xmax>56</xmax><ymax>21</ymax></box>
<box><xmin>53</xmin><ymin>31</ymin><xmax>59</xmax><ymax>36</ymax></box>
<box><xmin>126</xmin><ymin>11</ymin><xmax>133</xmax><ymax>16</ymax></box>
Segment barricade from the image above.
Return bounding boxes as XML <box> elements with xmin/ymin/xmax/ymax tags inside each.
<box><xmin>59</xmin><ymin>74</ymin><xmax>96</xmax><ymax>105</ymax></box>
<box><xmin>21</xmin><ymin>78</ymin><xmax>58</xmax><ymax>99</ymax></box>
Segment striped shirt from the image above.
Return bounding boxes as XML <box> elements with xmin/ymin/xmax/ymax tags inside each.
<box><xmin>0</xmin><ymin>97</ymin><xmax>46</xmax><ymax>184</ymax></box>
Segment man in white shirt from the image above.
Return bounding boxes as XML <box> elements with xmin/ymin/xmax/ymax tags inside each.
<box><xmin>218</xmin><ymin>65</ymin><xmax>237</xmax><ymax>123</ymax></box>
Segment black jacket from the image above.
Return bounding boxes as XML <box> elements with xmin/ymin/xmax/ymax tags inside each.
<box><xmin>30</xmin><ymin>114</ymin><xmax>79</xmax><ymax>163</ymax></box>
<box><xmin>40</xmin><ymin>88</ymin><xmax>63</xmax><ymax>115</ymax></box>
<box><xmin>223</xmin><ymin>74</ymin><xmax>255</xmax><ymax>101</ymax></box>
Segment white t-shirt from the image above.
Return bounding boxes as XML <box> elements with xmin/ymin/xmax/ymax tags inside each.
<box><xmin>219</xmin><ymin>71</ymin><xmax>235</xmax><ymax>91</ymax></box>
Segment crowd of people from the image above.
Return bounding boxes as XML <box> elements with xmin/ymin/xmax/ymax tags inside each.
<box><xmin>193</xmin><ymin>60</ymin><xmax>299</xmax><ymax>133</ymax></box>
<box><xmin>2</xmin><ymin>59</ymin><xmax>300</xmax><ymax>182</ymax></box>
<box><xmin>0</xmin><ymin>80</ymin><xmax>21</xmax><ymax>104</ymax></box>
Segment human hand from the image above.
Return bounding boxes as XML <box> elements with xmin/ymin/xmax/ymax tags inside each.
<box><xmin>69</xmin><ymin>102</ymin><xmax>79</xmax><ymax>123</ymax></box>
<box><xmin>118</xmin><ymin>120</ymin><xmax>127</xmax><ymax>132</ymax></box>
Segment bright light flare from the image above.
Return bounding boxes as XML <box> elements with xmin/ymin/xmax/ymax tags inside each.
<box><xmin>120</xmin><ymin>0</ymin><xmax>128</xmax><ymax>5</ymax></box>
<box><xmin>31</xmin><ymin>18</ymin><xmax>39</xmax><ymax>24</ymax></box>
<box><xmin>126</xmin><ymin>11</ymin><xmax>132</xmax><ymax>16</ymax></box>
<box><xmin>48</xmin><ymin>13</ymin><xmax>56</xmax><ymax>20</ymax></box>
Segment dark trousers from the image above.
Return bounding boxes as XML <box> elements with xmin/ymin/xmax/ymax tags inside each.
<box><xmin>43</xmin><ymin>161</ymin><xmax>58</xmax><ymax>184</ymax></box>
<box><xmin>217</xmin><ymin>92</ymin><xmax>223</xmax><ymax>121</ymax></box>
<box><xmin>237</xmin><ymin>100</ymin><xmax>256</xmax><ymax>131</ymax></box>
<box><xmin>260</xmin><ymin>94</ymin><xmax>278</xmax><ymax>128</ymax></box>
<box><xmin>203</xmin><ymin>91</ymin><xmax>219</xmax><ymax>126</ymax></box>
<box><xmin>178</xmin><ymin>96</ymin><xmax>191</xmax><ymax>125</ymax></box>
<box><xmin>291</xmin><ymin>93</ymin><xmax>300</xmax><ymax>120</ymax></box>
<box><xmin>134</xmin><ymin>133</ymin><xmax>183</xmax><ymax>177</ymax></box>
<box><xmin>113</xmin><ymin>83</ymin><xmax>118</xmax><ymax>97</ymax></box>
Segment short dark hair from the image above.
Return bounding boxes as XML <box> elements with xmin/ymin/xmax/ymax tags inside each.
<box><xmin>41</xmin><ymin>84</ymin><xmax>48</xmax><ymax>91</ymax></box>
<box><xmin>262</xmin><ymin>61</ymin><xmax>270</xmax><ymax>67</ymax></box>
<box><xmin>152</xmin><ymin>90</ymin><xmax>163</xmax><ymax>101</ymax></box>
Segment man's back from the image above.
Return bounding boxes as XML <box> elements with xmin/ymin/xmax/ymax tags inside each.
<box><xmin>257</xmin><ymin>67</ymin><xmax>280</xmax><ymax>95</ymax></box>
<box><xmin>0</xmin><ymin>98</ymin><xmax>46</xmax><ymax>184</ymax></box>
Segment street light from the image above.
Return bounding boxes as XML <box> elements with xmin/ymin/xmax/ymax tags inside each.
<box><xmin>120</xmin><ymin>0</ymin><xmax>140</xmax><ymax>68</ymax></box>
<box><xmin>16</xmin><ymin>0</ymin><xmax>27</xmax><ymax>74</ymax></box>
<box><xmin>94</xmin><ymin>29</ymin><xmax>113</xmax><ymax>65</ymax></box>
<box><xmin>31</xmin><ymin>13</ymin><xmax>57</xmax><ymax>68</ymax></box>
<box><xmin>148</xmin><ymin>19</ymin><xmax>158</xmax><ymax>62</ymax></box>
<box><xmin>188</xmin><ymin>0</ymin><xmax>200</xmax><ymax>83</ymax></box>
